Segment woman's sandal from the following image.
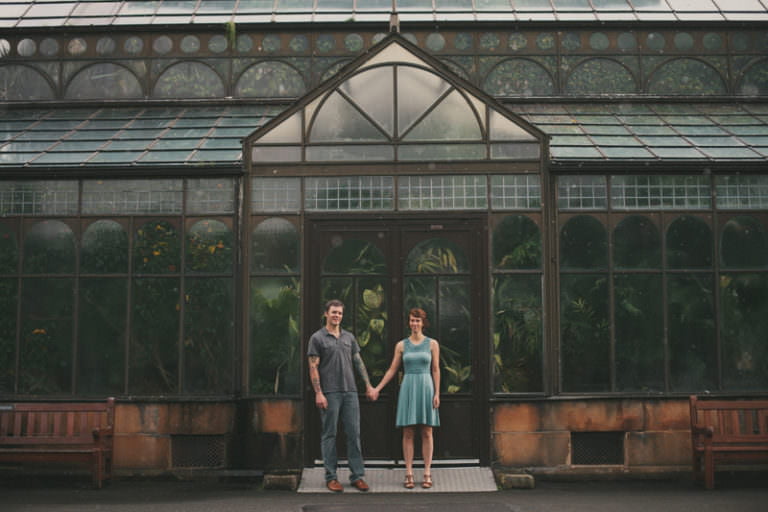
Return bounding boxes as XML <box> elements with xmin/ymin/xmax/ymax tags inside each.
<box><xmin>404</xmin><ymin>473</ymin><xmax>415</xmax><ymax>489</ymax></box>
<box><xmin>422</xmin><ymin>473</ymin><xmax>433</xmax><ymax>489</ymax></box>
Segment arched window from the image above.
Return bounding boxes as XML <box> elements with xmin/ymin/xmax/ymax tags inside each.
<box><xmin>66</xmin><ymin>63</ymin><xmax>142</xmax><ymax>99</ymax></box>
<box><xmin>153</xmin><ymin>62</ymin><xmax>224</xmax><ymax>98</ymax></box>
<box><xmin>236</xmin><ymin>61</ymin><xmax>306</xmax><ymax>98</ymax></box>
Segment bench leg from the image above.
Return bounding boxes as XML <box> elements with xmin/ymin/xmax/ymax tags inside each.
<box><xmin>703</xmin><ymin>449</ymin><xmax>714</xmax><ymax>490</ymax></box>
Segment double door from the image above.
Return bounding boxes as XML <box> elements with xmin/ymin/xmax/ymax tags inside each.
<box><xmin>304</xmin><ymin>216</ymin><xmax>488</xmax><ymax>465</ymax></box>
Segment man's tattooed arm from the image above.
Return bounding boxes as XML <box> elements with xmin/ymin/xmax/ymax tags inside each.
<box><xmin>353</xmin><ymin>352</ymin><xmax>372</xmax><ymax>388</ymax></box>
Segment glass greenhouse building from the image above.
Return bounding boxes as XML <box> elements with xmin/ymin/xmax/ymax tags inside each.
<box><xmin>1</xmin><ymin>0</ymin><xmax>767</xmax><ymax>478</ymax></box>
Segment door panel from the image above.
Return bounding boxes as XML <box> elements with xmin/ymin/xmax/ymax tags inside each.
<box><xmin>305</xmin><ymin>217</ymin><xmax>487</xmax><ymax>465</ymax></box>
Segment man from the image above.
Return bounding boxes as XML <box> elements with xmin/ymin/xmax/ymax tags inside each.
<box><xmin>307</xmin><ymin>299</ymin><xmax>376</xmax><ymax>492</ymax></box>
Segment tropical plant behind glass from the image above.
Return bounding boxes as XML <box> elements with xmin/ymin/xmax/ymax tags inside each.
<box><xmin>250</xmin><ymin>276</ymin><xmax>300</xmax><ymax>395</ymax></box>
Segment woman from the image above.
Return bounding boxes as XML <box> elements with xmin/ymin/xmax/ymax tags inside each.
<box><xmin>373</xmin><ymin>307</ymin><xmax>440</xmax><ymax>489</ymax></box>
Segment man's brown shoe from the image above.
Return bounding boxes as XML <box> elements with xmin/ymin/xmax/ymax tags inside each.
<box><xmin>326</xmin><ymin>479</ymin><xmax>343</xmax><ymax>492</ymax></box>
<box><xmin>351</xmin><ymin>478</ymin><xmax>369</xmax><ymax>492</ymax></box>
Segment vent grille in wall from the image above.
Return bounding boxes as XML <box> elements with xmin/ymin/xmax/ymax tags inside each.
<box><xmin>171</xmin><ymin>435</ymin><xmax>226</xmax><ymax>468</ymax></box>
<box><xmin>571</xmin><ymin>431</ymin><xmax>624</xmax><ymax>465</ymax></box>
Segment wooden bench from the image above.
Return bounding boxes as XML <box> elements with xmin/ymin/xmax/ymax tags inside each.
<box><xmin>689</xmin><ymin>395</ymin><xmax>768</xmax><ymax>489</ymax></box>
<box><xmin>0</xmin><ymin>397</ymin><xmax>115</xmax><ymax>488</ymax></box>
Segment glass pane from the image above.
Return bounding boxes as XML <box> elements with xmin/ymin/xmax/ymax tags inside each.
<box><xmin>355</xmin><ymin>277</ymin><xmax>389</xmax><ymax>383</ymax></box>
<box><xmin>721</xmin><ymin>216</ymin><xmax>768</xmax><ymax>268</ymax></box>
<box><xmin>614</xmin><ymin>274</ymin><xmax>664</xmax><ymax>392</ymax></box>
<box><xmin>251</xmin><ymin>145</ymin><xmax>302</xmax><ymax>162</ymax></box>
<box><xmin>19</xmin><ymin>278</ymin><xmax>73</xmax><ymax>394</ymax></box>
<box><xmin>437</xmin><ymin>276</ymin><xmax>472</xmax><ymax>394</ymax></box>
<box><xmin>134</xmin><ymin>221</ymin><xmax>181</xmax><ymax>274</ymax></box>
<box><xmin>493</xmin><ymin>215</ymin><xmax>541</xmax><ymax>269</ymax></box>
<box><xmin>251</xmin><ymin>218</ymin><xmax>299</xmax><ymax>273</ymax></box>
<box><xmin>398</xmin><ymin>143</ymin><xmax>485</xmax><ymax>161</ymax></box>
<box><xmin>186</xmin><ymin>178</ymin><xmax>235</xmax><ymax>214</ymax></box>
<box><xmin>78</xmin><ymin>278</ymin><xmax>126</xmax><ymax>394</ymax></box>
<box><xmin>613</xmin><ymin>216</ymin><xmax>661</xmax><ymax>269</ymax></box>
<box><xmin>308</xmin><ymin>143</ymin><xmax>395</xmax><ymax>161</ymax></box>
<box><xmin>0</xmin><ymin>65</ymin><xmax>55</xmax><ymax>100</ymax></box>
<box><xmin>305</xmin><ymin>176</ymin><xmax>394</xmax><ymax>211</ymax></box>
<box><xmin>236</xmin><ymin>61</ymin><xmax>306</xmax><ymax>98</ymax></box>
<box><xmin>483</xmin><ymin>59</ymin><xmax>554</xmax><ymax>96</ymax></box>
<box><xmin>490</xmin><ymin>109</ymin><xmax>536</xmax><ymax>141</ymax></box>
<box><xmin>186</xmin><ymin>220</ymin><xmax>233</xmax><ymax>273</ymax></box>
<box><xmin>666</xmin><ymin>216</ymin><xmax>712</xmax><ymax>268</ymax></box>
<box><xmin>566</xmin><ymin>58</ymin><xmax>636</xmax><ymax>95</ymax></box>
<box><xmin>398</xmin><ymin>175</ymin><xmax>487</xmax><ymax>210</ymax></box>
<box><xmin>81</xmin><ymin>220</ymin><xmax>129</xmax><ymax>274</ymax></box>
<box><xmin>493</xmin><ymin>274</ymin><xmax>543</xmax><ymax>393</ymax></box>
<box><xmin>153</xmin><ymin>62</ymin><xmax>225</xmax><ymax>98</ymax></box>
<box><xmin>65</xmin><ymin>63</ymin><xmax>142</xmax><ymax>100</ymax></box>
<box><xmin>560</xmin><ymin>274</ymin><xmax>610</xmax><ymax>392</ymax></box>
<box><xmin>255</xmin><ymin>112</ymin><xmax>302</xmax><ymax>144</ymax></box>
<box><xmin>560</xmin><ymin>215</ymin><xmax>608</xmax><ymax>270</ymax></box>
<box><xmin>558</xmin><ymin>176</ymin><xmax>607</xmax><ymax>209</ymax></box>
<box><xmin>405</xmin><ymin>238</ymin><xmax>469</xmax><ymax>274</ymax></box>
<box><xmin>313</xmin><ymin>91</ymin><xmax>390</xmax><ymax>143</ymax></box>
<box><xmin>668</xmin><ymin>274</ymin><xmax>716</xmax><ymax>391</ymax></box>
<box><xmin>611</xmin><ymin>175</ymin><xmax>711</xmax><ymax>210</ymax></box>
<box><xmin>720</xmin><ymin>273</ymin><xmax>768</xmax><ymax>390</ymax></box>
<box><xmin>82</xmin><ymin>179</ymin><xmax>183</xmax><ymax>215</ymax></box>
<box><xmin>23</xmin><ymin>220</ymin><xmax>76</xmax><ymax>274</ymax></box>
<box><xmin>648</xmin><ymin>58</ymin><xmax>726</xmax><ymax>95</ymax></box>
<box><xmin>323</xmin><ymin>239</ymin><xmax>386</xmax><ymax>274</ymax></box>
<box><xmin>184</xmin><ymin>277</ymin><xmax>234</xmax><ymax>393</ymax></box>
<box><xmin>130</xmin><ymin>278</ymin><xmax>179</xmax><ymax>394</ymax></box>
<box><xmin>249</xmin><ymin>276</ymin><xmax>301</xmax><ymax>395</ymax></box>
<box><xmin>397</xmin><ymin>66</ymin><xmax>450</xmax><ymax>136</ymax></box>
<box><xmin>716</xmin><ymin>175</ymin><xmax>768</xmax><ymax>209</ymax></box>
<box><xmin>252</xmin><ymin>177</ymin><xmax>301</xmax><ymax>212</ymax></box>
<box><xmin>403</xmin><ymin>90</ymin><xmax>481</xmax><ymax>141</ymax></box>
<box><xmin>340</xmin><ymin>66</ymin><xmax>395</xmax><ymax>136</ymax></box>
<box><xmin>0</xmin><ymin>278</ymin><xmax>17</xmax><ymax>392</ymax></box>
<box><xmin>0</xmin><ymin>223</ymin><xmax>18</xmax><ymax>273</ymax></box>
<box><xmin>491</xmin><ymin>174</ymin><xmax>541</xmax><ymax>210</ymax></box>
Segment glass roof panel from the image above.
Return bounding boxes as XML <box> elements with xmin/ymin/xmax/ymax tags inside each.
<box><xmin>310</xmin><ymin>92</ymin><xmax>388</xmax><ymax>142</ymax></box>
<box><xmin>599</xmin><ymin>147</ymin><xmax>654</xmax><ymax>158</ymax></box>
<box><xmin>550</xmin><ymin>146</ymin><xmax>603</xmax><ymax>158</ymax></box>
<box><xmin>648</xmin><ymin>147</ymin><xmax>704</xmax><ymax>159</ymax></box>
<box><xmin>490</xmin><ymin>109</ymin><xmax>537</xmax><ymax>141</ymax></box>
<box><xmin>552</xmin><ymin>0</ymin><xmax>593</xmax><ymax>10</ymax></box>
<box><xmin>639</xmin><ymin>136</ymin><xmax>693</xmax><ymax>147</ymax></box>
<box><xmin>71</xmin><ymin>2</ymin><xmax>121</xmax><ymax>16</ymax></box>
<box><xmin>699</xmin><ymin>147</ymin><xmax>761</xmax><ymax>159</ymax></box>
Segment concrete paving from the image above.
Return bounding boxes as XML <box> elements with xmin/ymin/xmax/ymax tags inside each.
<box><xmin>2</xmin><ymin>472</ymin><xmax>767</xmax><ymax>512</ymax></box>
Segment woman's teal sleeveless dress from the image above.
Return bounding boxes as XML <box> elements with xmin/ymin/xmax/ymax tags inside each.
<box><xmin>395</xmin><ymin>338</ymin><xmax>440</xmax><ymax>427</ymax></box>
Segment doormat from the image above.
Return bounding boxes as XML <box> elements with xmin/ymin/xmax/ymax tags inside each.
<box><xmin>297</xmin><ymin>467</ymin><xmax>498</xmax><ymax>493</ymax></box>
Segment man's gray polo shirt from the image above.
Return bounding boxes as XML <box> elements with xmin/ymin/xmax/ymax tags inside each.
<box><xmin>307</xmin><ymin>327</ymin><xmax>360</xmax><ymax>393</ymax></box>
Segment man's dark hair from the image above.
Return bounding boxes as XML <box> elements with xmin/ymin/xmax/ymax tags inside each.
<box><xmin>324</xmin><ymin>299</ymin><xmax>344</xmax><ymax>312</ymax></box>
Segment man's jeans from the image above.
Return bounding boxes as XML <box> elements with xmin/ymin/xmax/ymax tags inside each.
<box><xmin>321</xmin><ymin>391</ymin><xmax>365</xmax><ymax>483</ymax></box>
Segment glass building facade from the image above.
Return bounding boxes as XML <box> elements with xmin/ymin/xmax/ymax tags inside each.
<box><xmin>1</xmin><ymin>0</ymin><xmax>767</xmax><ymax>476</ymax></box>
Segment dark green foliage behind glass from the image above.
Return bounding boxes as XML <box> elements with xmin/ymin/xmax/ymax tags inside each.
<box><xmin>0</xmin><ymin>279</ymin><xmax>17</xmax><ymax>392</ymax></box>
<box><xmin>130</xmin><ymin>278</ymin><xmax>180</xmax><ymax>394</ymax></box>
<box><xmin>184</xmin><ymin>277</ymin><xmax>234</xmax><ymax>393</ymax></box>
<box><xmin>560</xmin><ymin>274</ymin><xmax>610</xmax><ymax>392</ymax></box>
<box><xmin>78</xmin><ymin>278</ymin><xmax>127</xmax><ymax>394</ymax></box>
<box><xmin>19</xmin><ymin>278</ymin><xmax>74</xmax><ymax>394</ymax></box>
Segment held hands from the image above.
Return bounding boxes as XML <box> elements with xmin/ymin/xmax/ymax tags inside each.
<box><xmin>366</xmin><ymin>386</ymin><xmax>379</xmax><ymax>402</ymax></box>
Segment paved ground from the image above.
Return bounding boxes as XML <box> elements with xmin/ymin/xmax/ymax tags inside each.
<box><xmin>1</xmin><ymin>471</ymin><xmax>767</xmax><ymax>512</ymax></box>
